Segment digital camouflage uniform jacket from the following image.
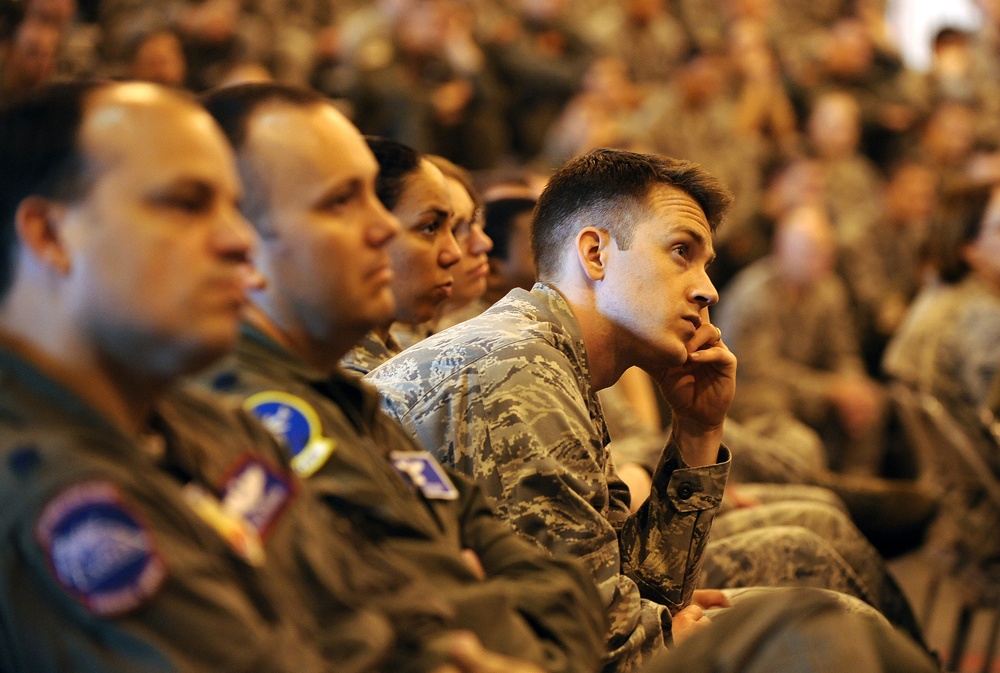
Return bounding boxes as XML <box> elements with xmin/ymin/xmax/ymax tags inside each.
<box><xmin>366</xmin><ymin>283</ymin><xmax>731</xmax><ymax>673</ymax></box>
<box><xmin>341</xmin><ymin>329</ymin><xmax>403</xmax><ymax>376</ymax></box>
<box><xmin>199</xmin><ymin>322</ymin><xmax>608</xmax><ymax>673</ymax></box>
<box><xmin>0</xmin><ymin>345</ymin><xmax>461</xmax><ymax>673</ymax></box>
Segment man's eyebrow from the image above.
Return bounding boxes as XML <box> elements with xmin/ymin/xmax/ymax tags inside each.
<box><xmin>149</xmin><ymin>178</ymin><xmax>215</xmax><ymax>199</ymax></box>
<box><xmin>315</xmin><ymin>177</ymin><xmax>361</xmax><ymax>204</ymax></box>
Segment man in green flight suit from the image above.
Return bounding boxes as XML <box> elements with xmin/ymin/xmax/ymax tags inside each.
<box><xmin>0</xmin><ymin>79</ymin><xmax>553</xmax><ymax>673</ymax></box>
<box><xmin>195</xmin><ymin>82</ymin><xmax>608</xmax><ymax>673</ymax></box>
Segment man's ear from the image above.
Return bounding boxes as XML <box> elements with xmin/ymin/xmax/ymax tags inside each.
<box><xmin>14</xmin><ymin>197</ymin><xmax>72</xmax><ymax>274</ymax></box>
<box><xmin>575</xmin><ymin>226</ymin><xmax>612</xmax><ymax>282</ymax></box>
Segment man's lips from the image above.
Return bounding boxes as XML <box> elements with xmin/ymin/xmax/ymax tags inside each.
<box><xmin>433</xmin><ymin>282</ymin><xmax>454</xmax><ymax>299</ymax></box>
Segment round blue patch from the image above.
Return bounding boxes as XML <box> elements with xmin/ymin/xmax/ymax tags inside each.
<box><xmin>244</xmin><ymin>392</ymin><xmax>336</xmax><ymax>477</ymax></box>
<box><xmin>245</xmin><ymin>396</ymin><xmax>312</xmax><ymax>457</ymax></box>
<box><xmin>36</xmin><ymin>482</ymin><xmax>166</xmax><ymax>617</ymax></box>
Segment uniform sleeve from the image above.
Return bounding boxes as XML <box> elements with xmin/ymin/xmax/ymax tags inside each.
<box><xmin>1</xmin><ymin>479</ymin><xmax>339</xmax><ymax>673</ymax></box>
<box><xmin>407</xmin><ymin>347</ymin><xmax>727</xmax><ymax>667</ymax></box>
<box><xmin>450</xmin><ymin>471</ymin><xmax>608</xmax><ymax>673</ymax></box>
<box><xmin>617</xmin><ymin>439</ymin><xmax>729</xmax><ymax>611</ymax></box>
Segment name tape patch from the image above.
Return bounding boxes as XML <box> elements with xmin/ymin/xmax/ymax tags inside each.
<box><xmin>244</xmin><ymin>391</ymin><xmax>336</xmax><ymax>477</ymax></box>
<box><xmin>36</xmin><ymin>481</ymin><xmax>166</xmax><ymax>617</ymax></box>
<box><xmin>389</xmin><ymin>451</ymin><xmax>459</xmax><ymax>500</ymax></box>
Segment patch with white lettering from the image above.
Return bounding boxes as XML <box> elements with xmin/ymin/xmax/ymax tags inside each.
<box><xmin>244</xmin><ymin>392</ymin><xmax>336</xmax><ymax>477</ymax></box>
<box><xmin>36</xmin><ymin>481</ymin><xmax>166</xmax><ymax>617</ymax></box>
<box><xmin>389</xmin><ymin>451</ymin><xmax>459</xmax><ymax>500</ymax></box>
<box><xmin>219</xmin><ymin>454</ymin><xmax>295</xmax><ymax>538</ymax></box>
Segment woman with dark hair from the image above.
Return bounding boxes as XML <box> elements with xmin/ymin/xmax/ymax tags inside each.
<box><xmin>421</xmin><ymin>155</ymin><xmax>494</xmax><ymax>334</ymax></box>
<box><xmin>341</xmin><ymin>137</ymin><xmax>461</xmax><ymax>374</ymax></box>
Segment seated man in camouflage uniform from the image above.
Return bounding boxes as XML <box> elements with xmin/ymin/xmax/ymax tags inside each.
<box><xmin>195</xmin><ymin>82</ymin><xmax>608</xmax><ymax>673</ymax></box>
<box><xmin>366</xmin><ymin>150</ymin><xmax>933</xmax><ymax>670</ymax></box>
<box><xmin>0</xmin><ymin>80</ymin><xmax>545</xmax><ymax>673</ymax></box>
<box><xmin>362</xmin><ymin>149</ymin><xmax>720</xmax><ymax>668</ymax></box>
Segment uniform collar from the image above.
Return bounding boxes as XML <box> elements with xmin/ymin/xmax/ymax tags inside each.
<box><xmin>522</xmin><ymin>282</ymin><xmax>607</xmax><ymax>442</ymax></box>
<box><xmin>0</xmin><ymin>344</ymin><xmax>118</xmax><ymax>432</ymax></box>
<box><xmin>237</xmin><ymin>322</ymin><xmax>385</xmax><ymax>427</ymax></box>
<box><xmin>527</xmin><ymin>282</ymin><xmax>594</xmax><ymax>387</ymax></box>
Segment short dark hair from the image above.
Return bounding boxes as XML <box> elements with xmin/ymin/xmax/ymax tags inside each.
<box><xmin>365</xmin><ymin>136</ymin><xmax>422</xmax><ymax>211</ymax></box>
<box><xmin>0</xmin><ymin>80</ymin><xmax>104</xmax><ymax>298</ymax></box>
<box><xmin>531</xmin><ymin>149</ymin><xmax>732</xmax><ymax>279</ymax></box>
<box><xmin>201</xmin><ymin>82</ymin><xmax>327</xmax><ymax>154</ymax></box>
<box><xmin>927</xmin><ymin>182</ymin><xmax>995</xmax><ymax>284</ymax></box>
<box><xmin>933</xmin><ymin>26</ymin><xmax>970</xmax><ymax>51</ymax></box>
<box><xmin>200</xmin><ymin>82</ymin><xmax>328</xmax><ymax>230</ymax></box>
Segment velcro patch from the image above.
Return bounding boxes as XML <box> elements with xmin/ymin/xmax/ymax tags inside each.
<box><xmin>36</xmin><ymin>481</ymin><xmax>166</xmax><ymax>617</ymax></box>
<box><xmin>219</xmin><ymin>454</ymin><xmax>295</xmax><ymax>538</ymax></box>
<box><xmin>389</xmin><ymin>451</ymin><xmax>459</xmax><ymax>500</ymax></box>
<box><xmin>244</xmin><ymin>392</ymin><xmax>336</xmax><ymax>477</ymax></box>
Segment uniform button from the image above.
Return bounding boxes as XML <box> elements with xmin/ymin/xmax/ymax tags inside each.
<box><xmin>8</xmin><ymin>444</ymin><xmax>40</xmax><ymax>477</ymax></box>
<box><xmin>677</xmin><ymin>482</ymin><xmax>695</xmax><ymax>499</ymax></box>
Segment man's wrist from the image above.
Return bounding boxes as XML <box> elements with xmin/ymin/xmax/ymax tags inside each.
<box><xmin>672</xmin><ymin>418</ymin><xmax>725</xmax><ymax>467</ymax></box>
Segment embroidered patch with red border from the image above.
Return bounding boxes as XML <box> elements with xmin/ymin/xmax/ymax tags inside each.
<box><xmin>218</xmin><ymin>454</ymin><xmax>296</xmax><ymax>539</ymax></box>
<box><xmin>35</xmin><ymin>481</ymin><xmax>167</xmax><ymax>617</ymax></box>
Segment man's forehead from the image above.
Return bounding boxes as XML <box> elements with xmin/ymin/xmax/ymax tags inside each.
<box><xmin>81</xmin><ymin>84</ymin><xmax>215</xmax><ymax>164</ymax></box>
<box><xmin>645</xmin><ymin>184</ymin><xmax>711</xmax><ymax>232</ymax></box>
<box><xmin>246</xmin><ymin>100</ymin><xmax>376</xmax><ymax>176</ymax></box>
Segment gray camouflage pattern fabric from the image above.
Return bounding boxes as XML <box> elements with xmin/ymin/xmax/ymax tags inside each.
<box><xmin>367</xmin><ymin>283</ymin><xmax>730</xmax><ymax>672</ymax></box>
<box><xmin>886</xmin><ymin>276</ymin><xmax>1000</xmax><ymax>469</ymax></box>
<box><xmin>341</xmin><ymin>329</ymin><xmax>403</xmax><ymax>376</ymax></box>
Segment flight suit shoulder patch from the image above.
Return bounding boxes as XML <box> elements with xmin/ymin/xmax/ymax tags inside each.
<box><xmin>243</xmin><ymin>391</ymin><xmax>336</xmax><ymax>477</ymax></box>
<box><xmin>35</xmin><ymin>480</ymin><xmax>167</xmax><ymax>617</ymax></box>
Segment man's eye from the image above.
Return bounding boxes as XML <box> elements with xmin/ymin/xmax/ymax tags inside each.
<box><xmin>152</xmin><ymin>184</ymin><xmax>214</xmax><ymax>214</ymax></box>
<box><xmin>321</xmin><ymin>191</ymin><xmax>356</xmax><ymax>211</ymax></box>
<box><xmin>162</xmin><ymin>196</ymin><xmax>210</xmax><ymax>213</ymax></box>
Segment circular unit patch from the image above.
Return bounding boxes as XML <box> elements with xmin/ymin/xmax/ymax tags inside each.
<box><xmin>36</xmin><ymin>481</ymin><xmax>166</xmax><ymax>617</ymax></box>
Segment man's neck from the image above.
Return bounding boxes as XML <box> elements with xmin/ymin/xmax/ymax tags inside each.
<box><xmin>546</xmin><ymin>281</ymin><xmax>624</xmax><ymax>391</ymax></box>
<box><xmin>0</xmin><ymin>325</ymin><xmax>160</xmax><ymax>438</ymax></box>
<box><xmin>243</xmin><ymin>303</ymin><xmax>354</xmax><ymax>374</ymax></box>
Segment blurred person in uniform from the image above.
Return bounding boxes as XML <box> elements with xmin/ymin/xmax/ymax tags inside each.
<box><xmin>885</xmin><ymin>183</ymin><xmax>1000</xmax><ymax>467</ymax></box>
<box><xmin>575</xmin><ymin>0</ymin><xmax>690</xmax><ymax>89</ymax></box>
<box><xmin>716</xmin><ymin>204</ymin><xmax>886</xmax><ymax>475</ymax></box>
<box><xmin>0</xmin><ymin>79</ymin><xmax>548</xmax><ymax>673</ymax></box>
<box><xmin>484</xmin><ymin>0</ymin><xmax>592</xmax><ymax>161</ymax></box>
<box><xmin>804</xmin><ymin>89</ymin><xmax>883</xmax><ymax>244</ymax></box>
<box><xmin>883</xmin><ymin>182</ymin><xmax>1000</xmax><ymax>597</ymax></box>
<box><xmin>126</xmin><ymin>27</ymin><xmax>187</xmax><ymax>87</ymax></box>
<box><xmin>347</xmin><ymin>0</ymin><xmax>508</xmax><ymax>169</ymax></box>
<box><xmin>838</xmin><ymin>160</ymin><xmax>937</xmax><ymax>375</ymax></box>
<box><xmin>196</xmin><ymin>81</ymin><xmax>607</xmax><ymax>673</ymax></box>
<box><xmin>0</xmin><ymin>10</ymin><xmax>61</xmax><ymax>102</ymax></box>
